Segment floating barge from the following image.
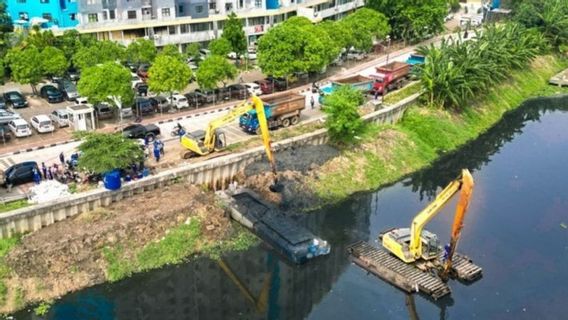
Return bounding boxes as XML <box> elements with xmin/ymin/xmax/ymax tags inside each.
<box><xmin>549</xmin><ymin>68</ymin><xmax>568</xmax><ymax>87</ymax></box>
<box><xmin>347</xmin><ymin>241</ymin><xmax>482</xmax><ymax>300</ymax></box>
<box><xmin>218</xmin><ymin>188</ymin><xmax>330</xmax><ymax>264</ymax></box>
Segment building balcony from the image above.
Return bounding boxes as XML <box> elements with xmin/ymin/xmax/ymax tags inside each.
<box><xmin>153</xmin><ymin>31</ymin><xmax>216</xmax><ymax>46</ymax></box>
<box><xmin>317</xmin><ymin>0</ymin><xmax>363</xmax><ymax>19</ymax></box>
<box><xmin>244</xmin><ymin>24</ymin><xmax>271</xmax><ymax>35</ymax></box>
<box><xmin>77</xmin><ymin>15</ymin><xmax>176</xmax><ymax>30</ymax></box>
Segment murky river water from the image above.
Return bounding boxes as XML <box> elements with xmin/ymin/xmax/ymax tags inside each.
<box><xmin>16</xmin><ymin>95</ymin><xmax>568</xmax><ymax>319</ymax></box>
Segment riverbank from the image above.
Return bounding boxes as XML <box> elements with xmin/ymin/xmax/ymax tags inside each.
<box><xmin>243</xmin><ymin>55</ymin><xmax>568</xmax><ymax>208</ymax></box>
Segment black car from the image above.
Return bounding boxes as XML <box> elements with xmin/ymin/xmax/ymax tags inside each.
<box><xmin>149</xmin><ymin>96</ymin><xmax>171</xmax><ymax>113</ymax></box>
<box><xmin>122</xmin><ymin>124</ymin><xmax>160</xmax><ymax>140</ymax></box>
<box><xmin>2</xmin><ymin>161</ymin><xmax>39</xmax><ymax>187</ymax></box>
<box><xmin>265</xmin><ymin>76</ymin><xmax>287</xmax><ymax>91</ymax></box>
<box><xmin>183</xmin><ymin>92</ymin><xmax>207</xmax><ymax>107</ymax></box>
<box><xmin>227</xmin><ymin>84</ymin><xmax>247</xmax><ymax>100</ymax></box>
<box><xmin>214</xmin><ymin>87</ymin><xmax>231</xmax><ymax>101</ymax></box>
<box><xmin>194</xmin><ymin>89</ymin><xmax>216</xmax><ymax>104</ymax></box>
<box><xmin>132</xmin><ymin>97</ymin><xmax>154</xmax><ymax>116</ymax></box>
<box><xmin>40</xmin><ymin>85</ymin><xmax>64</xmax><ymax>103</ymax></box>
<box><xmin>3</xmin><ymin>91</ymin><xmax>28</xmax><ymax>108</ymax></box>
<box><xmin>134</xmin><ymin>82</ymin><xmax>149</xmax><ymax>96</ymax></box>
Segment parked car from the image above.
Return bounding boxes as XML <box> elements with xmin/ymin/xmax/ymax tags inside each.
<box><xmin>137</xmin><ymin>64</ymin><xmax>150</xmax><ymax>79</ymax></box>
<box><xmin>184</xmin><ymin>92</ymin><xmax>207</xmax><ymax>107</ymax></box>
<box><xmin>245</xmin><ymin>48</ymin><xmax>257</xmax><ymax>60</ymax></box>
<box><xmin>214</xmin><ymin>87</ymin><xmax>231</xmax><ymax>101</ymax></box>
<box><xmin>0</xmin><ymin>109</ymin><xmax>21</xmax><ymax>125</ymax></box>
<box><xmin>94</xmin><ymin>103</ymin><xmax>114</xmax><ymax>120</ymax></box>
<box><xmin>243</xmin><ymin>83</ymin><xmax>262</xmax><ymax>96</ymax></box>
<box><xmin>167</xmin><ymin>94</ymin><xmax>190</xmax><ymax>109</ymax></box>
<box><xmin>122</xmin><ymin>124</ymin><xmax>161</xmax><ymax>141</ymax></box>
<box><xmin>131</xmin><ymin>73</ymin><xmax>144</xmax><ymax>89</ymax></box>
<box><xmin>75</xmin><ymin>97</ymin><xmax>89</xmax><ymax>105</ymax></box>
<box><xmin>134</xmin><ymin>82</ymin><xmax>149</xmax><ymax>96</ymax></box>
<box><xmin>2</xmin><ymin>161</ymin><xmax>39</xmax><ymax>187</ymax></box>
<box><xmin>119</xmin><ymin>106</ymin><xmax>134</xmax><ymax>119</ymax></box>
<box><xmin>0</xmin><ymin>124</ymin><xmax>11</xmax><ymax>143</ymax></box>
<box><xmin>194</xmin><ymin>89</ymin><xmax>216</xmax><ymax>104</ymax></box>
<box><xmin>125</xmin><ymin>61</ymin><xmax>140</xmax><ymax>73</ymax></box>
<box><xmin>132</xmin><ymin>97</ymin><xmax>154</xmax><ymax>116</ymax></box>
<box><xmin>3</xmin><ymin>91</ymin><xmax>28</xmax><ymax>109</ymax></box>
<box><xmin>40</xmin><ymin>85</ymin><xmax>64</xmax><ymax>103</ymax></box>
<box><xmin>0</xmin><ymin>96</ymin><xmax>6</xmax><ymax>109</ymax></box>
<box><xmin>255</xmin><ymin>80</ymin><xmax>274</xmax><ymax>95</ymax></box>
<box><xmin>50</xmin><ymin>109</ymin><xmax>70</xmax><ymax>128</ymax></box>
<box><xmin>227</xmin><ymin>84</ymin><xmax>248</xmax><ymax>100</ymax></box>
<box><xmin>67</xmin><ymin>67</ymin><xmax>80</xmax><ymax>81</ymax></box>
<box><xmin>30</xmin><ymin>114</ymin><xmax>55</xmax><ymax>133</ymax></box>
<box><xmin>56</xmin><ymin>79</ymin><xmax>79</xmax><ymax>101</ymax></box>
<box><xmin>149</xmin><ymin>95</ymin><xmax>171</xmax><ymax>113</ymax></box>
<box><xmin>346</xmin><ymin>48</ymin><xmax>368</xmax><ymax>61</ymax></box>
<box><xmin>227</xmin><ymin>52</ymin><xmax>242</xmax><ymax>60</ymax></box>
<box><xmin>7</xmin><ymin>118</ymin><xmax>32</xmax><ymax>137</ymax></box>
<box><xmin>199</xmin><ymin>49</ymin><xmax>211</xmax><ymax>59</ymax></box>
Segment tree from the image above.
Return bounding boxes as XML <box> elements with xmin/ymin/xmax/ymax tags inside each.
<box><xmin>222</xmin><ymin>12</ymin><xmax>247</xmax><ymax>58</ymax></box>
<box><xmin>160</xmin><ymin>44</ymin><xmax>184</xmax><ymax>61</ymax></box>
<box><xmin>77</xmin><ymin>132</ymin><xmax>143</xmax><ymax>174</ymax></box>
<box><xmin>185</xmin><ymin>43</ymin><xmax>201</xmax><ymax>64</ymax></box>
<box><xmin>40</xmin><ymin>46</ymin><xmax>69</xmax><ymax>78</ymax></box>
<box><xmin>55</xmin><ymin>29</ymin><xmax>97</xmax><ymax>61</ymax></box>
<box><xmin>23</xmin><ymin>27</ymin><xmax>56</xmax><ymax>50</ymax></box>
<box><xmin>322</xmin><ymin>86</ymin><xmax>365</xmax><ymax>143</ymax></box>
<box><xmin>5</xmin><ymin>46</ymin><xmax>43</xmax><ymax>94</ymax></box>
<box><xmin>258</xmin><ymin>16</ymin><xmax>337</xmax><ymax>77</ymax></box>
<box><xmin>125</xmin><ymin>38</ymin><xmax>157</xmax><ymax>64</ymax></box>
<box><xmin>73</xmin><ymin>41</ymin><xmax>125</xmax><ymax>70</ymax></box>
<box><xmin>342</xmin><ymin>8</ymin><xmax>390</xmax><ymax>51</ymax></box>
<box><xmin>77</xmin><ymin>62</ymin><xmax>133</xmax><ymax>118</ymax></box>
<box><xmin>514</xmin><ymin>0</ymin><xmax>568</xmax><ymax>49</ymax></box>
<box><xmin>148</xmin><ymin>55</ymin><xmax>192</xmax><ymax>102</ymax></box>
<box><xmin>318</xmin><ymin>20</ymin><xmax>353</xmax><ymax>54</ymax></box>
<box><xmin>196</xmin><ymin>55</ymin><xmax>237</xmax><ymax>89</ymax></box>
<box><xmin>208</xmin><ymin>37</ymin><xmax>232</xmax><ymax>57</ymax></box>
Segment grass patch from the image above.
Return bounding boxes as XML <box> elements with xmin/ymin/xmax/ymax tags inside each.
<box><xmin>0</xmin><ymin>235</ymin><xmax>21</xmax><ymax>305</ymax></box>
<box><xmin>102</xmin><ymin>246</ymin><xmax>134</xmax><ymax>283</ymax></box>
<box><xmin>202</xmin><ymin>224</ymin><xmax>259</xmax><ymax>260</ymax></box>
<box><xmin>34</xmin><ymin>300</ymin><xmax>52</xmax><ymax>316</ymax></box>
<box><xmin>0</xmin><ymin>200</ymin><xmax>29</xmax><ymax>214</ymax></box>
<box><xmin>383</xmin><ymin>82</ymin><xmax>422</xmax><ymax>105</ymax></box>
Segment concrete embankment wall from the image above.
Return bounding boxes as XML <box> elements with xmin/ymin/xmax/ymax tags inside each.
<box><xmin>0</xmin><ymin>94</ymin><xmax>419</xmax><ymax>238</ymax></box>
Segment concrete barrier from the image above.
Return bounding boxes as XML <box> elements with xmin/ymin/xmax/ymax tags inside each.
<box><xmin>0</xmin><ymin>94</ymin><xmax>418</xmax><ymax>238</ymax></box>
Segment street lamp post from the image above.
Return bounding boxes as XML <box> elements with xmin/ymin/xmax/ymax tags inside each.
<box><xmin>385</xmin><ymin>35</ymin><xmax>391</xmax><ymax>65</ymax></box>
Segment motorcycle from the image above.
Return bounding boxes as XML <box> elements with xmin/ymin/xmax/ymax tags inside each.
<box><xmin>171</xmin><ymin>123</ymin><xmax>186</xmax><ymax>137</ymax></box>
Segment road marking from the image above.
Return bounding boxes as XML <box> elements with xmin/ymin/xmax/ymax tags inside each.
<box><xmin>0</xmin><ymin>158</ymin><xmax>15</xmax><ymax>170</ymax></box>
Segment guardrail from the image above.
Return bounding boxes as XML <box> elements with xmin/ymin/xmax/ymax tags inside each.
<box><xmin>0</xmin><ymin>93</ymin><xmax>420</xmax><ymax>238</ymax></box>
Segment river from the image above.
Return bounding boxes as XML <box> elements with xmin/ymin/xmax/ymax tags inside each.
<box><xmin>15</xmin><ymin>95</ymin><xmax>568</xmax><ymax>319</ymax></box>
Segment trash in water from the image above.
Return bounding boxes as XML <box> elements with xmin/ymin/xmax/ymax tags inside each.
<box><xmin>560</xmin><ymin>222</ymin><xmax>567</xmax><ymax>229</ymax></box>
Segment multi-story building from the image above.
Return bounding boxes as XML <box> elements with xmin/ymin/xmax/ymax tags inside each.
<box><xmin>7</xmin><ymin>0</ymin><xmax>79</xmax><ymax>28</ymax></box>
<box><xmin>73</xmin><ymin>0</ymin><xmax>364</xmax><ymax>49</ymax></box>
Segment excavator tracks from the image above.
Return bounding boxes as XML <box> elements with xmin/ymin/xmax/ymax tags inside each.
<box><xmin>347</xmin><ymin>241</ymin><xmax>482</xmax><ymax>300</ymax></box>
<box><xmin>347</xmin><ymin>241</ymin><xmax>451</xmax><ymax>300</ymax></box>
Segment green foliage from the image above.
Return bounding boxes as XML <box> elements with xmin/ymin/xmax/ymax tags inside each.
<box><xmin>317</xmin><ymin>20</ymin><xmax>353</xmax><ymax>54</ymax></box>
<box><xmin>5</xmin><ymin>46</ymin><xmax>42</xmax><ymax>91</ymax></box>
<box><xmin>137</xmin><ymin>218</ymin><xmax>202</xmax><ymax>271</ymax></box>
<box><xmin>185</xmin><ymin>43</ymin><xmax>201</xmax><ymax>62</ymax></box>
<box><xmin>208</xmin><ymin>37</ymin><xmax>232</xmax><ymax>56</ymax></box>
<box><xmin>55</xmin><ymin>29</ymin><xmax>97</xmax><ymax>61</ymax></box>
<box><xmin>23</xmin><ymin>29</ymin><xmax>56</xmax><ymax>50</ymax></box>
<box><xmin>258</xmin><ymin>16</ymin><xmax>337</xmax><ymax>77</ymax></box>
<box><xmin>102</xmin><ymin>246</ymin><xmax>133</xmax><ymax>282</ymax></box>
<box><xmin>0</xmin><ymin>2</ymin><xmax>13</xmax><ymax>34</ymax></box>
<box><xmin>77</xmin><ymin>133</ymin><xmax>143</xmax><ymax>174</ymax></box>
<box><xmin>514</xmin><ymin>0</ymin><xmax>568</xmax><ymax>50</ymax></box>
<box><xmin>148</xmin><ymin>54</ymin><xmax>192</xmax><ymax>95</ymax></box>
<box><xmin>77</xmin><ymin>61</ymin><xmax>133</xmax><ymax>107</ymax></box>
<box><xmin>0</xmin><ymin>235</ymin><xmax>20</xmax><ymax>305</ymax></box>
<box><xmin>34</xmin><ymin>301</ymin><xmax>52</xmax><ymax>316</ymax></box>
<box><xmin>72</xmin><ymin>41</ymin><xmax>125</xmax><ymax>70</ymax></box>
<box><xmin>322</xmin><ymin>86</ymin><xmax>365</xmax><ymax>143</ymax></box>
<box><xmin>0</xmin><ymin>199</ymin><xmax>29</xmax><ymax>213</ymax></box>
<box><xmin>40</xmin><ymin>46</ymin><xmax>69</xmax><ymax>78</ymax></box>
<box><xmin>416</xmin><ymin>23</ymin><xmax>545</xmax><ymax>109</ymax></box>
<box><xmin>160</xmin><ymin>44</ymin><xmax>184</xmax><ymax>61</ymax></box>
<box><xmin>125</xmin><ymin>38</ymin><xmax>157</xmax><ymax>64</ymax></box>
<box><xmin>196</xmin><ymin>55</ymin><xmax>237</xmax><ymax>89</ymax></box>
<box><xmin>383</xmin><ymin>81</ymin><xmax>422</xmax><ymax>105</ymax></box>
<box><xmin>366</xmin><ymin>0</ymin><xmax>446</xmax><ymax>43</ymax></box>
<box><xmin>202</xmin><ymin>224</ymin><xmax>258</xmax><ymax>260</ymax></box>
<box><xmin>342</xmin><ymin>8</ymin><xmax>390</xmax><ymax>51</ymax></box>
<box><xmin>222</xmin><ymin>12</ymin><xmax>247</xmax><ymax>56</ymax></box>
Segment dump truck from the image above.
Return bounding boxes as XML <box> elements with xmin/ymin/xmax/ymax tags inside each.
<box><xmin>239</xmin><ymin>92</ymin><xmax>305</xmax><ymax>134</ymax></box>
<box><xmin>405</xmin><ymin>53</ymin><xmax>426</xmax><ymax>67</ymax></box>
<box><xmin>319</xmin><ymin>75</ymin><xmax>374</xmax><ymax>105</ymax></box>
<box><xmin>371</xmin><ymin>61</ymin><xmax>411</xmax><ymax>94</ymax></box>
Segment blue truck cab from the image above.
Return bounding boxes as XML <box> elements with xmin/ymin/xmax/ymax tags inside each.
<box><xmin>239</xmin><ymin>105</ymin><xmax>273</xmax><ymax>134</ymax></box>
<box><xmin>406</xmin><ymin>54</ymin><xmax>426</xmax><ymax>67</ymax></box>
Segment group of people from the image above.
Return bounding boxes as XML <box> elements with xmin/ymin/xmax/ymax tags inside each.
<box><xmin>31</xmin><ymin>152</ymin><xmax>81</xmax><ymax>185</ymax></box>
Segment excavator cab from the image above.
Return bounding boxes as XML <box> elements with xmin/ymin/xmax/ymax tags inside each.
<box><xmin>213</xmin><ymin>130</ymin><xmax>226</xmax><ymax>150</ymax></box>
<box><xmin>382</xmin><ymin>228</ymin><xmax>440</xmax><ymax>262</ymax></box>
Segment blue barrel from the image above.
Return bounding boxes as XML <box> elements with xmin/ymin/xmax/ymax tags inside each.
<box><xmin>492</xmin><ymin>0</ymin><xmax>500</xmax><ymax>8</ymax></box>
<box><xmin>103</xmin><ymin>170</ymin><xmax>121</xmax><ymax>190</ymax></box>
<box><xmin>266</xmin><ymin>0</ymin><xmax>279</xmax><ymax>9</ymax></box>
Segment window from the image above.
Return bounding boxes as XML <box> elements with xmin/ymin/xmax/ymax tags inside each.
<box><xmin>217</xmin><ymin>20</ymin><xmax>225</xmax><ymax>30</ymax></box>
<box><xmin>190</xmin><ymin>22</ymin><xmax>211</xmax><ymax>32</ymax></box>
<box><xmin>178</xmin><ymin>5</ymin><xmax>184</xmax><ymax>14</ymax></box>
<box><xmin>249</xmin><ymin>17</ymin><xmax>265</xmax><ymax>26</ymax></box>
<box><xmin>42</xmin><ymin>13</ymin><xmax>52</xmax><ymax>21</ymax></box>
<box><xmin>109</xmin><ymin>9</ymin><xmax>115</xmax><ymax>19</ymax></box>
<box><xmin>127</xmin><ymin>10</ymin><xmax>136</xmax><ymax>19</ymax></box>
<box><xmin>69</xmin><ymin>13</ymin><xmax>76</xmax><ymax>20</ymax></box>
<box><xmin>19</xmin><ymin>12</ymin><xmax>29</xmax><ymax>21</ymax></box>
<box><xmin>180</xmin><ymin>24</ymin><xmax>189</xmax><ymax>33</ymax></box>
<box><xmin>168</xmin><ymin>26</ymin><xmax>176</xmax><ymax>35</ymax></box>
<box><xmin>209</xmin><ymin>2</ymin><xmax>216</xmax><ymax>10</ymax></box>
<box><xmin>254</xmin><ymin>0</ymin><xmax>261</xmax><ymax>8</ymax></box>
<box><xmin>40</xmin><ymin>0</ymin><xmax>49</xmax><ymax>3</ymax></box>
<box><xmin>273</xmin><ymin>14</ymin><xmax>284</xmax><ymax>23</ymax></box>
<box><xmin>195</xmin><ymin>5</ymin><xmax>203</xmax><ymax>14</ymax></box>
<box><xmin>102</xmin><ymin>11</ymin><xmax>108</xmax><ymax>20</ymax></box>
<box><xmin>88</xmin><ymin>13</ymin><xmax>98</xmax><ymax>22</ymax></box>
<box><xmin>162</xmin><ymin>8</ymin><xmax>170</xmax><ymax>17</ymax></box>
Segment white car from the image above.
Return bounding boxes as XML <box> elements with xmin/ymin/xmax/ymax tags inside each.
<box><xmin>131</xmin><ymin>73</ymin><xmax>144</xmax><ymax>89</ymax></box>
<box><xmin>75</xmin><ymin>97</ymin><xmax>89</xmax><ymax>105</ymax></box>
<box><xmin>50</xmin><ymin>109</ymin><xmax>70</xmax><ymax>128</ymax></box>
<box><xmin>167</xmin><ymin>94</ymin><xmax>189</xmax><ymax>109</ymax></box>
<box><xmin>30</xmin><ymin>115</ymin><xmax>55</xmax><ymax>133</ymax></box>
<box><xmin>346</xmin><ymin>49</ymin><xmax>367</xmax><ymax>61</ymax></box>
<box><xmin>8</xmin><ymin>118</ymin><xmax>32</xmax><ymax>137</ymax></box>
<box><xmin>243</xmin><ymin>83</ymin><xmax>262</xmax><ymax>96</ymax></box>
<box><xmin>245</xmin><ymin>49</ymin><xmax>257</xmax><ymax>60</ymax></box>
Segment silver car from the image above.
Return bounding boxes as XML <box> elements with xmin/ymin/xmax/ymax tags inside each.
<box><xmin>0</xmin><ymin>109</ymin><xmax>21</xmax><ymax>125</ymax></box>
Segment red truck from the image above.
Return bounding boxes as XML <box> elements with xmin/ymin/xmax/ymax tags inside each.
<box><xmin>371</xmin><ymin>61</ymin><xmax>411</xmax><ymax>95</ymax></box>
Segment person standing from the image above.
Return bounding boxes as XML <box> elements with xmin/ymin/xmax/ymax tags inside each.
<box><xmin>153</xmin><ymin>145</ymin><xmax>161</xmax><ymax>162</ymax></box>
<box><xmin>32</xmin><ymin>167</ymin><xmax>41</xmax><ymax>185</ymax></box>
<box><xmin>41</xmin><ymin>162</ymin><xmax>48</xmax><ymax>180</ymax></box>
<box><xmin>374</xmin><ymin>89</ymin><xmax>380</xmax><ymax>101</ymax></box>
<box><xmin>310</xmin><ymin>95</ymin><xmax>315</xmax><ymax>109</ymax></box>
<box><xmin>59</xmin><ymin>152</ymin><xmax>65</xmax><ymax>166</ymax></box>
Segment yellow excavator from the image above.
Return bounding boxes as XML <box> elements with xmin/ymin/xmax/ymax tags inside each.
<box><xmin>180</xmin><ymin>95</ymin><xmax>280</xmax><ymax>190</ymax></box>
<box><xmin>381</xmin><ymin>169</ymin><xmax>474</xmax><ymax>274</ymax></box>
